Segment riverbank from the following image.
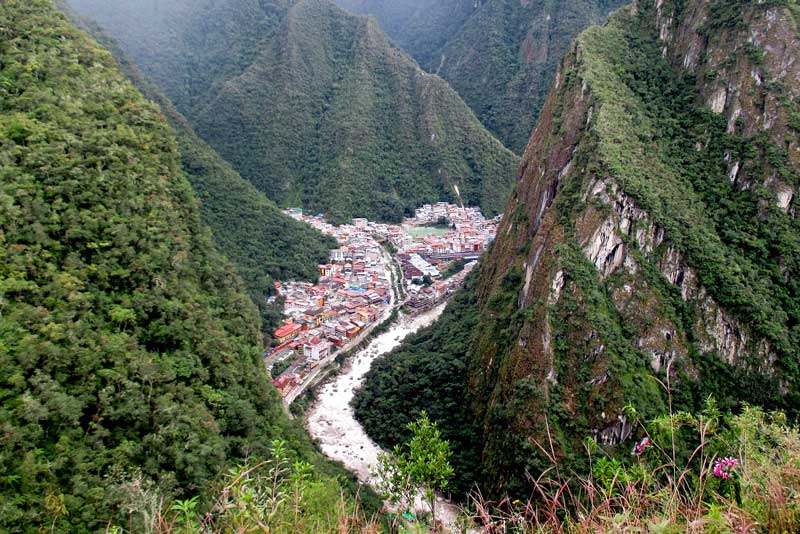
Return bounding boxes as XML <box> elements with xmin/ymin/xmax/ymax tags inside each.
<box><xmin>305</xmin><ymin>303</ymin><xmax>467</xmax><ymax>530</ymax></box>
<box><xmin>280</xmin><ymin>248</ymin><xmax>398</xmax><ymax>408</ymax></box>
<box><xmin>306</xmin><ymin>304</ymin><xmax>444</xmax><ymax>481</ymax></box>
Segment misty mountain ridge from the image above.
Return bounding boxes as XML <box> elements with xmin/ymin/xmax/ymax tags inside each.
<box><xmin>68</xmin><ymin>0</ymin><xmax>519</xmax><ymax>223</ymax></box>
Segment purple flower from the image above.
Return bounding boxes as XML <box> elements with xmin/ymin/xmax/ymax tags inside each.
<box><xmin>631</xmin><ymin>437</ymin><xmax>651</xmax><ymax>456</ymax></box>
<box><xmin>713</xmin><ymin>456</ymin><xmax>739</xmax><ymax>480</ymax></box>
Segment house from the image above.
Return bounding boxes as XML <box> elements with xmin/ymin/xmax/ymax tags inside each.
<box><xmin>346</xmin><ymin>326</ymin><xmax>361</xmax><ymax>339</ymax></box>
<box><xmin>272</xmin><ymin>374</ymin><xmax>298</xmax><ymax>396</ymax></box>
<box><xmin>274</xmin><ymin>322</ymin><xmax>303</xmax><ymax>343</ymax></box>
<box><xmin>330</xmin><ymin>248</ymin><xmax>347</xmax><ymax>262</ymax></box>
<box><xmin>432</xmin><ymin>281</ymin><xmax>448</xmax><ymax>299</ymax></box>
<box><xmin>303</xmin><ymin>337</ymin><xmax>331</xmax><ymax>361</ymax></box>
<box><xmin>403</xmin><ymin>263</ymin><xmax>424</xmax><ymax>281</ymax></box>
<box><xmin>408</xmin><ymin>286</ymin><xmax>436</xmax><ymax>311</ymax></box>
<box><xmin>307</xmin><ymin>308</ymin><xmax>325</xmax><ymax>326</ymax></box>
<box><xmin>328</xmin><ymin>335</ymin><xmax>347</xmax><ymax>347</ymax></box>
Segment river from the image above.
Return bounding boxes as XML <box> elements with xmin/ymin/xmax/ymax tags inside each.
<box><xmin>306</xmin><ymin>302</ymin><xmax>464</xmax><ymax>530</ymax></box>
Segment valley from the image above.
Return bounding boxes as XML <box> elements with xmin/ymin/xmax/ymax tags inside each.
<box><xmin>305</xmin><ymin>304</ymin><xmax>451</xmax><ymax>518</ymax></box>
<box><xmin>4</xmin><ymin>0</ymin><xmax>800</xmax><ymax>532</ymax></box>
<box><xmin>261</xmin><ymin>205</ymin><xmax>494</xmax><ymax>530</ymax></box>
<box><xmin>68</xmin><ymin>0</ymin><xmax>520</xmax><ymax>222</ymax></box>
<box><xmin>264</xmin><ymin>203</ymin><xmax>495</xmax><ymax>407</ymax></box>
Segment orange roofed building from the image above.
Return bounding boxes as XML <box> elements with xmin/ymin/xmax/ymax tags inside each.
<box><xmin>274</xmin><ymin>322</ymin><xmax>303</xmax><ymax>343</ymax></box>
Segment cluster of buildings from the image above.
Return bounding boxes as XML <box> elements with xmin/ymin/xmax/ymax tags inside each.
<box><xmin>268</xmin><ymin>204</ymin><xmax>498</xmax><ymax>397</ymax></box>
<box><xmin>388</xmin><ymin>202</ymin><xmax>500</xmax><ymax>260</ymax></box>
<box><xmin>406</xmin><ymin>260</ymin><xmax>477</xmax><ymax>313</ymax></box>
<box><xmin>267</xmin><ymin>212</ymin><xmax>394</xmax><ymax>396</ymax></box>
<box><xmin>393</xmin><ymin>202</ymin><xmax>498</xmax><ymax>283</ymax></box>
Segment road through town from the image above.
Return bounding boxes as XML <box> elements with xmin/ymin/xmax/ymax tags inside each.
<box><xmin>282</xmin><ymin>248</ymin><xmax>399</xmax><ymax>407</ymax></box>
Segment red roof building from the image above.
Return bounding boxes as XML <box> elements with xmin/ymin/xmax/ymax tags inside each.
<box><xmin>274</xmin><ymin>322</ymin><xmax>303</xmax><ymax>343</ymax></box>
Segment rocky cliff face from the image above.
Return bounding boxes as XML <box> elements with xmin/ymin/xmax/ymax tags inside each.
<box><xmin>650</xmin><ymin>0</ymin><xmax>800</xmax><ymax>207</ymax></box>
<box><xmin>459</xmin><ymin>0</ymin><xmax>799</xmax><ymax>494</ymax></box>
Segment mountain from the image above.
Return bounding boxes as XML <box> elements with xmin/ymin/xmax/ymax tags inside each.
<box><xmin>67</xmin><ymin>0</ymin><xmax>519</xmax><ymax>223</ymax></box>
<box><xmin>61</xmin><ymin>9</ymin><xmax>338</xmax><ymax>342</ymax></box>
<box><xmin>0</xmin><ymin>2</ymin><xmax>346</xmax><ymax>529</ymax></box>
<box><xmin>333</xmin><ymin>0</ymin><xmax>628</xmax><ymax>153</ymax></box>
<box><xmin>355</xmin><ymin>0</ymin><xmax>800</xmax><ymax>497</ymax></box>
<box><xmin>334</xmin><ymin>0</ymin><xmax>475</xmax><ymax>68</ymax></box>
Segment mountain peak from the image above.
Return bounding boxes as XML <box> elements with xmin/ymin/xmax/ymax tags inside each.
<box><xmin>354</xmin><ymin>0</ymin><xmax>800</xmax><ymax>497</ymax></box>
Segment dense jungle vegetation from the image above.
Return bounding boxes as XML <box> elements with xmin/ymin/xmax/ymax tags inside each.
<box><xmin>567</xmin><ymin>1</ymin><xmax>800</xmax><ymax>400</ymax></box>
<box><xmin>0</xmin><ymin>2</ymin><xmax>356</xmax><ymax>530</ymax></box>
<box><xmin>68</xmin><ymin>0</ymin><xmax>519</xmax><ymax>223</ymax></box>
<box><xmin>333</xmin><ymin>0</ymin><xmax>475</xmax><ymax>69</ymax></box>
<box><xmin>66</xmin><ymin>9</ymin><xmax>338</xmax><ymax>342</ymax></box>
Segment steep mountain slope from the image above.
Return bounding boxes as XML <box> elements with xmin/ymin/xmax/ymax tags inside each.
<box><xmin>333</xmin><ymin>0</ymin><xmax>627</xmax><ymax>153</ymax></box>
<box><xmin>0</xmin><ymin>2</ymin><xmax>343</xmax><ymax>529</ymax></box>
<box><xmin>334</xmin><ymin>0</ymin><xmax>475</xmax><ymax>68</ymax></box>
<box><xmin>61</xmin><ymin>10</ymin><xmax>337</xmax><ymax>341</ymax></box>
<box><xmin>68</xmin><ymin>0</ymin><xmax>519</xmax><ymax>223</ymax></box>
<box><xmin>164</xmin><ymin>108</ymin><xmax>338</xmax><ymax>341</ymax></box>
<box><xmin>65</xmin><ymin>0</ymin><xmax>293</xmax><ymax>118</ymax></box>
<box><xmin>356</xmin><ymin>0</ymin><xmax>800</xmax><ymax>497</ymax></box>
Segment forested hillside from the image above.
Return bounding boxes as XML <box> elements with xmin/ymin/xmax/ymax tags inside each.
<box><xmin>334</xmin><ymin>0</ymin><xmax>626</xmax><ymax>153</ymax></box>
<box><xmin>355</xmin><ymin>0</ymin><xmax>800</xmax><ymax>498</ymax></box>
<box><xmin>334</xmin><ymin>0</ymin><xmax>475</xmax><ymax>68</ymax></box>
<box><xmin>0</xmin><ymin>2</ymin><xmax>346</xmax><ymax>530</ymax></box>
<box><xmin>61</xmin><ymin>10</ymin><xmax>337</xmax><ymax>341</ymax></box>
<box><xmin>68</xmin><ymin>0</ymin><xmax>519</xmax><ymax>223</ymax></box>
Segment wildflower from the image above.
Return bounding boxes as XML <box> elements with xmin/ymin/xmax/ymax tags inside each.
<box><xmin>631</xmin><ymin>437</ymin><xmax>651</xmax><ymax>456</ymax></box>
<box><xmin>713</xmin><ymin>456</ymin><xmax>739</xmax><ymax>480</ymax></box>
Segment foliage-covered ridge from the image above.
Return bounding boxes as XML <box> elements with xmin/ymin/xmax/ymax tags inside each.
<box><xmin>352</xmin><ymin>0</ymin><xmax>800</xmax><ymax>501</ymax></box>
<box><xmin>0</xmin><ymin>1</ymin><xmax>346</xmax><ymax>530</ymax></box>
<box><xmin>67</xmin><ymin>0</ymin><xmax>519</xmax><ymax>223</ymax></box>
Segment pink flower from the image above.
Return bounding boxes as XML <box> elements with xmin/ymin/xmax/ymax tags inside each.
<box><xmin>713</xmin><ymin>457</ymin><xmax>739</xmax><ymax>480</ymax></box>
<box><xmin>631</xmin><ymin>437</ymin><xmax>651</xmax><ymax>456</ymax></box>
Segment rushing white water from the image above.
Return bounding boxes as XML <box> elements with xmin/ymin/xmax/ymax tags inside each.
<box><xmin>306</xmin><ymin>302</ymin><xmax>464</xmax><ymax>529</ymax></box>
<box><xmin>307</xmin><ymin>303</ymin><xmax>445</xmax><ymax>482</ymax></box>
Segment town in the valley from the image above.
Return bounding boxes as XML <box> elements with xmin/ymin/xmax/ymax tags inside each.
<box><xmin>267</xmin><ymin>202</ymin><xmax>500</xmax><ymax>401</ymax></box>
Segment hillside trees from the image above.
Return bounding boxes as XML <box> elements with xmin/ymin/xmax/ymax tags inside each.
<box><xmin>63</xmin><ymin>9</ymin><xmax>338</xmax><ymax>342</ymax></box>
<box><xmin>333</xmin><ymin>0</ymin><xmax>627</xmax><ymax>152</ymax></box>
<box><xmin>67</xmin><ymin>0</ymin><xmax>519</xmax><ymax>222</ymax></box>
<box><xmin>0</xmin><ymin>2</ymin><xmax>344</xmax><ymax>530</ymax></box>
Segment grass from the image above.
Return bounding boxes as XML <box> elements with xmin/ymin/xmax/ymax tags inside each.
<box><xmin>112</xmin><ymin>381</ymin><xmax>800</xmax><ymax>533</ymax></box>
<box><xmin>406</xmin><ymin>226</ymin><xmax>450</xmax><ymax>238</ymax></box>
<box><xmin>467</xmin><ymin>397</ymin><xmax>800</xmax><ymax>533</ymax></box>
<box><xmin>105</xmin><ymin>441</ymin><xmax>385</xmax><ymax>534</ymax></box>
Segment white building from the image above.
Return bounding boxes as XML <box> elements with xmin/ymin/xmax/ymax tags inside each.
<box><xmin>303</xmin><ymin>337</ymin><xmax>331</xmax><ymax>361</ymax></box>
<box><xmin>409</xmin><ymin>253</ymin><xmax>440</xmax><ymax>278</ymax></box>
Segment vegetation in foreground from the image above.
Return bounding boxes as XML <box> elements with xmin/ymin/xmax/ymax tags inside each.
<box><xmin>469</xmin><ymin>402</ymin><xmax>800</xmax><ymax>533</ymax></box>
<box><xmin>374</xmin><ymin>412</ymin><xmax>454</xmax><ymax>531</ymax></box>
<box><xmin>114</xmin><ymin>404</ymin><xmax>800</xmax><ymax>533</ymax></box>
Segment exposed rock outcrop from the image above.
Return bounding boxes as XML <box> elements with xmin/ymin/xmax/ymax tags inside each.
<box><xmin>462</xmin><ymin>0</ymin><xmax>800</xmax><ymax>495</ymax></box>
